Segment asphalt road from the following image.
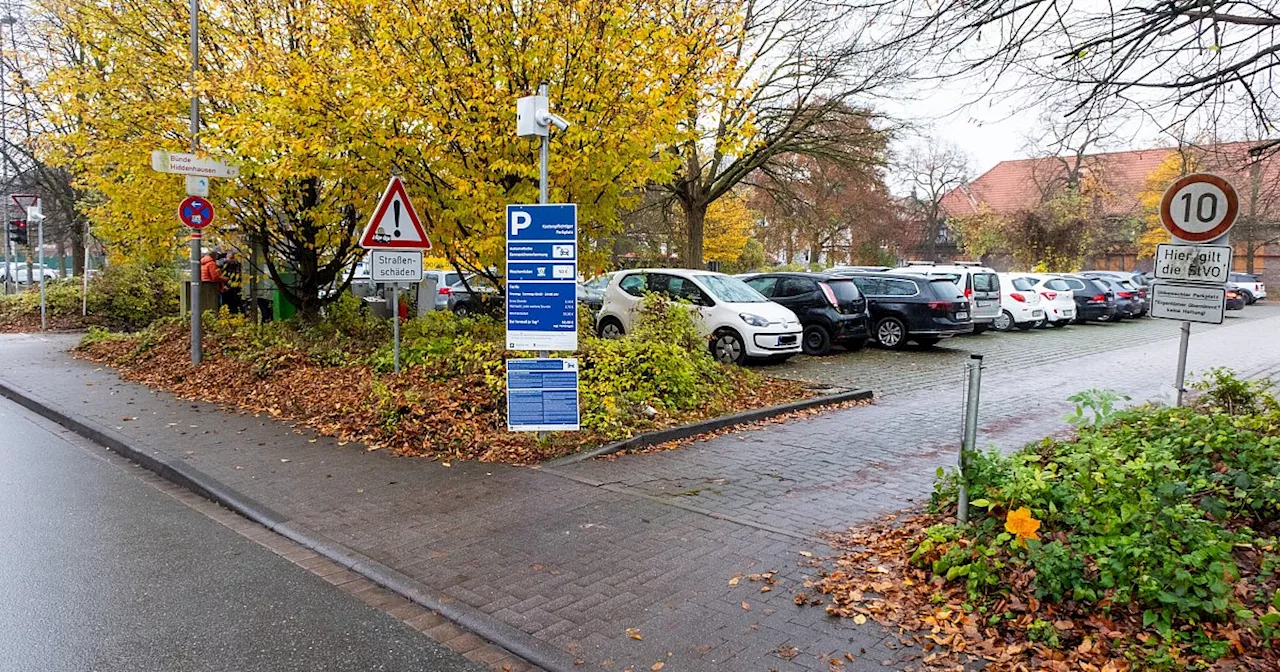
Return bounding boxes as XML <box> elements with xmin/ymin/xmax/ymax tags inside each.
<box><xmin>0</xmin><ymin>397</ymin><xmax>483</xmax><ymax>672</ymax></box>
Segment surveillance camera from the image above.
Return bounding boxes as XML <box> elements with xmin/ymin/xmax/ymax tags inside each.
<box><xmin>548</xmin><ymin>113</ymin><xmax>570</xmax><ymax>132</ymax></box>
<box><xmin>536</xmin><ymin>110</ymin><xmax>571</xmax><ymax>132</ymax></box>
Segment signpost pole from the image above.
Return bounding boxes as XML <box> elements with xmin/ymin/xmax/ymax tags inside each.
<box><xmin>1174</xmin><ymin>321</ymin><xmax>1191</xmax><ymax>406</ymax></box>
<box><xmin>392</xmin><ymin>285</ymin><xmax>401</xmax><ymax>373</ymax></box>
<box><xmin>188</xmin><ymin>0</ymin><xmax>202</xmax><ymax>366</ymax></box>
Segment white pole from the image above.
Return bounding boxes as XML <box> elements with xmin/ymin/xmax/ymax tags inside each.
<box><xmin>37</xmin><ymin>211</ymin><xmax>44</xmax><ymax>330</ymax></box>
<box><xmin>81</xmin><ymin>233</ymin><xmax>89</xmax><ymax>316</ymax></box>
<box><xmin>392</xmin><ymin>285</ymin><xmax>400</xmax><ymax>373</ymax></box>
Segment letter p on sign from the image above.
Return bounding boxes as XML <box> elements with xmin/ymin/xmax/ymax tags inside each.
<box><xmin>511</xmin><ymin>211</ymin><xmax>532</xmax><ymax>237</ymax></box>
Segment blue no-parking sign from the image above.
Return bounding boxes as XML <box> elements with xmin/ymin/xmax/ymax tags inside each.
<box><xmin>506</xmin><ymin>204</ymin><xmax>577</xmax><ymax>351</ymax></box>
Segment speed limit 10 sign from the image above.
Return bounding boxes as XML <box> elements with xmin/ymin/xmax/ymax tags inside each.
<box><xmin>1159</xmin><ymin>173</ymin><xmax>1239</xmax><ymax>242</ymax></box>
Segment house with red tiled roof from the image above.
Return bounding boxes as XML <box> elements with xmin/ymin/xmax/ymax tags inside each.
<box><xmin>932</xmin><ymin>142</ymin><xmax>1280</xmax><ymax>280</ymax></box>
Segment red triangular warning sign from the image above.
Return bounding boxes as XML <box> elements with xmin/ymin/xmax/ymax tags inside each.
<box><xmin>359</xmin><ymin>176</ymin><xmax>432</xmax><ymax>250</ymax></box>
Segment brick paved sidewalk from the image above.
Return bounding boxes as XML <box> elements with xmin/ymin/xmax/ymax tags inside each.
<box><xmin>4</xmin><ymin>308</ymin><xmax>1279</xmax><ymax>672</ymax></box>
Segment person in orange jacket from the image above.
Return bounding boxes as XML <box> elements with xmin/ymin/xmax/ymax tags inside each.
<box><xmin>200</xmin><ymin>251</ymin><xmax>229</xmax><ymax>293</ymax></box>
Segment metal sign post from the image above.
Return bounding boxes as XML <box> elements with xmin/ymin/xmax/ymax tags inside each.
<box><xmin>1153</xmin><ymin>173</ymin><xmax>1240</xmax><ymax>405</ymax></box>
<box><xmin>34</xmin><ymin>207</ymin><xmax>44</xmax><ymax>330</ymax></box>
<box><xmin>957</xmin><ymin>354</ymin><xmax>983</xmax><ymax>524</ymax></box>
<box><xmin>358</xmin><ymin>176</ymin><xmax>432</xmax><ymax>374</ymax></box>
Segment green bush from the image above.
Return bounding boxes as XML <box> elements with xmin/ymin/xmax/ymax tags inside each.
<box><xmin>87</xmin><ymin>261</ymin><xmax>180</xmax><ymax>330</ymax></box>
<box><xmin>578</xmin><ymin>295</ymin><xmax>734</xmax><ymax>436</ymax></box>
<box><xmin>924</xmin><ymin>371</ymin><xmax>1280</xmax><ymax>658</ymax></box>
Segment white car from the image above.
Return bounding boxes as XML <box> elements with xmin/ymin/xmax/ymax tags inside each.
<box><xmin>1025</xmin><ymin>274</ymin><xmax>1076</xmax><ymax>327</ymax></box>
<box><xmin>1228</xmin><ymin>272</ymin><xmax>1266</xmax><ymax>304</ymax></box>
<box><xmin>994</xmin><ymin>274</ymin><xmax>1044</xmax><ymax>331</ymax></box>
<box><xmin>892</xmin><ymin>262</ymin><xmax>1001</xmax><ymax>333</ymax></box>
<box><xmin>596</xmin><ymin>269</ymin><xmax>802</xmax><ymax>364</ymax></box>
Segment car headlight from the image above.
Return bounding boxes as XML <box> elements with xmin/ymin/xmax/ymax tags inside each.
<box><xmin>739</xmin><ymin>313</ymin><xmax>771</xmax><ymax>327</ymax></box>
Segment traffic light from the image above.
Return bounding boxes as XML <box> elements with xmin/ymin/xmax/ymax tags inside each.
<box><xmin>8</xmin><ymin>220</ymin><xmax>25</xmax><ymax>246</ymax></box>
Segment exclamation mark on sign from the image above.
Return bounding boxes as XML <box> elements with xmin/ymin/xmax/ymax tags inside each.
<box><xmin>393</xmin><ymin>200</ymin><xmax>402</xmax><ymax>238</ymax></box>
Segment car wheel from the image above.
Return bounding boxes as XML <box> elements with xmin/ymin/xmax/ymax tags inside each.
<box><xmin>873</xmin><ymin>317</ymin><xmax>908</xmax><ymax>350</ymax></box>
<box><xmin>1014</xmin><ymin>321</ymin><xmax>1035</xmax><ymax>331</ymax></box>
<box><xmin>994</xmin><ymin>310</ymin><xmax>1014</xmax><ymax>332</ymax></box>
<box><xmin>842</xmin><ymin>337</ymin><xmax>867</xmax><ymax>352</ymax></box>
<box><xmin>452</xmin><ymin>302</ymin><xmax>471</xmax><ymax>317</ymax></box>
<box><xmin>971</xmin><ymin>323</ymin><xmax>990</xmax><ymax>335</ymax></box>
<box><xmin>801</xmin><ymin>325</ymin><xmax>832</xmax><ymax>356</ymax></box>
<box><xmin>1241</xmin><ymin>289</ymin><xmax>1255</xmax><ymax>305</ymax></box>
<box><xmin>915</xmin><ymin>336</ymin><xmax>941</xmax><ymax>347</ymax></box>
<box><xmin>710</xmin><ymin>329</ymin><xmax>747</xmax><ymax>365</ymax></box>
<box><xmin>597</xmin><ymin>317</ymin><xmax>625</xmax><ymax>339</ymax></box>
<box><xmin>1033</xmin><ymin>317</ymin><xmax>1048</xmax><ymax>328</ymax></box>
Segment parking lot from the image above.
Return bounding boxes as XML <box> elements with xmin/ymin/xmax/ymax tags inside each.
<box><xmin>764</xmin><ymin>305</ymin><xmax>1272</xmax><ymax>397</ymax></box>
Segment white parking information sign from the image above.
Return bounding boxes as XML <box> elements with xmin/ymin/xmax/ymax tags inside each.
<box><xmin>1154</xmin><ymin>243</ymin><xmax>1232</xmax><ymax>283</ymax></box>
<box><xmin>1150</xmin><ymin>282</ymin><xmax>1226</xmax><ymax>325</ymax></box>
<box><xmin>369</xmin><ymin>249</ymin><xmax>423</xmax><ymax>283</ymax></box>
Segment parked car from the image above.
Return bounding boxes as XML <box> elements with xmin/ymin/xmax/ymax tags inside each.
<box><xmin>1053</xmin><ymin>275</ymin><xmax>1117</xmax><ymax>322</ymax></box>
<box><xmin>828</xmin><ymin>265</ymin><xmax>890</xmax><ymax>275</ymax></box>
<box><xmin>1225</xmin><ymin>287</ymin><xmax>1246</xmax><ymax>311</ymax></box>
<box><xmin>741</xmin><ymin>272</ymin><xmax>870</xmax><ymax>355</ymax></box>
<box><xmin>595</xmin><ymin>269</ymin><xmax>802</xmax><ymax>364</ymax></box>
<box><xmin>1022</xmin><ymin>275</ymin><xmax>1076</xmax><ymax>327</ymax></box>
<box><xmin>578</xmin><ymin>272</ymin><xmax>615</xmax><ymax>310</ymax></box>
<box><xmin>1083</xmin><ymin>271</ymin><xmax>1149</xmax><ymax>316</ymax></box>
<box><xmin>891</xmin><ymin>262</ymin><xmax>1000</xmax><ymax>333</ymax></box>
<box><xmin>448</xmin><ymin>274</ymin><xmax>501</xmax><ymax>316</ymax></box>
<box><xmin>993</xmin><ymin>274</ymin><xmax>1045</xmax><ymax>331</ymax></box>
<box><xmin>425</xmin><ymin>270</ymin><xmax>462</xmax><ymax>310</ymax></box>
<box><xmin>1228</xmin><ymin>272</ymin><xmax>1267</xmax><ymax>304</ymax></box>
<box><xmin>0</xmin><ymin>262</ymin><xmax>60</xmax><ymax>284</ymax></box>
<box><xmin>843</xmin><ymin>272</ymin><xmax>973</xmax><ymax>349</ymax></box>
<box><xmin>1095</xmin><ymin>277</ymin><xmax>1142</xmax><ymax>318</ymax></box>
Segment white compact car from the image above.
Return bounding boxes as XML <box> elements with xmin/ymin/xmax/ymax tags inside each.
<box><xmin>1025</xmin><ymin>274</ymin><xmax>1076</xmax><ymax>327</ymax></box>
<box><xmin>994</xmin><ymin>274</ymin><xmax>1044</xmax><ymax>331</ymax></box>
<box><xmin>596</xmin><ymin>269</ymin><xmax>802</xmax><ymax>364</ymax></box>
<box><xmin>893</xmin><ymin>262</ymin><xmax>1001</xmax><ymax>333</ymax></box>
<box><xmin>1229</xmin><ymin>272</ymin><xmax>1267</xmax><ymax>304</ymax></box>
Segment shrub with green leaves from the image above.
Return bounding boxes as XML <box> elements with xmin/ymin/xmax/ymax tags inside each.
<box><xmin>87</xmin><ymin>261</ymin><xmax>180</xmax><ymax>330</ymax></box>
<box><xmin>925</xmin><ymin>371</ymin><xmax>1280</xmax><ymax>660</ymax></box>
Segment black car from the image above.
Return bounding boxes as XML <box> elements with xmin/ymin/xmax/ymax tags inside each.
<box><xmin>1055</xmin><ymin>275</ymin><xmax>1117</xmax><ymax>322</ymax></box>
<box><xmin>1095</xmin><ymin>277</ymin><xmax>1142</xmax><ymax>318</ymax></box>
<box><xmin>1083</xmin><ymin>271</ymin><xmax>1149</xmax><ymax>316</ymax></box>
<box><xmin>843</xmin><ymin>272</ymin><xmax>973</xmax><ymax>349</ymax></box>
<box><xmin>742</xmin><ymin>272</ymin><xmax>870</xmax><ymax>355</ymax></box>
<box><xmin>1226</xmin><ymin>287</ymin><xmax>1246</xmax><ymax>311</ymax></box>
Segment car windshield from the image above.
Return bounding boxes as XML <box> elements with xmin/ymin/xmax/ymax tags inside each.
<box><xmin>1011</xmin><ymin>277</ymin><xmax>1037</xmax><ymax>291</ymax></box>
<box><xmin>695</xmin><ymin>274</ymin><xmax>767</xmax><ymax>303</ymax></box>
<box><xmin>928</xmin><ymin>278</ymin><xmax>966</xmax><ymax>300</ymax></box>
<box><xmin>1044</xmin><ymin>279</ymin><xmax>1072</xmax><ymax>291</ymax></box>
<box><xmin>584</xmin><ymin>274</ymin><xmax>610</xmax><ymax>290</ymax></box>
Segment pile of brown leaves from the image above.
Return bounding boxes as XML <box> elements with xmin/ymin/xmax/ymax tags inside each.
<box><xmin>803</xmin><ymin>514</ymin><xmax>1280</xmax><ymax>671</ymax></box>
<box><xmin>76</xmin><ymin>322</ymin><xmax>808</xmax><ymax>464</ymax></box>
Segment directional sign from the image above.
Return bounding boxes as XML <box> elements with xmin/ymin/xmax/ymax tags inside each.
<box><xmin>178</xmin><ymin>196</ymin><xmax>214</xmax><ymax>230</ymax></box>
<box><xmin>369</xmin><ymin>249</ymin><xmax>424</xmax><ymax>283</ymax></box>
<box><xmin>506</xmin><ymin>204</ymin><xmax>578</xmax><ymax>351</ymax></box>
<box><xmin>1154</xmin><ymin>243</ymin><xmax>1233</xmax><ymax>283</ymax></box>
<box><xmin>151</xmin><ymin>150</ymin><xmax>240</xmax><ymax>179</ymax></box>
<box><xmin>1150</xmin><ymin>281</ymin><xmax>1226</xmax><ymax>325</ymax></box>
<box><xmin>1159</xmin><ymin>173</ymin><xmax>1239</xmax><ymax>242</ymax></box>
<box><xmin>359</xmin><ymin>176</ymin><xmax>432</xmax><ymax>250</ymax></box>
<box><xmin>507</xmin><ymin>358</ymin><xmax>580</xmax><ymax>431</ymax></box>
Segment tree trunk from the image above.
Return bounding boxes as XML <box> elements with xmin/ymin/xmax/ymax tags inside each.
<box><xmin>682</xmin><ymin>199</ymin><xmax>706</xmax><ymax>269</ymax></box>
<box><xmin>70</xmin><ymin>216</ymin><xmax>86</xmax><ymax>279</ymax></box>
<box><xmin>1246</xmin><ymin>242</ymin><xmax>1257</xmax><ymax>274</ymax></box>
<box><xmin>56</xmin><ymin>240</ymin><xmax>67</xmax><ymax>277</ymax></box>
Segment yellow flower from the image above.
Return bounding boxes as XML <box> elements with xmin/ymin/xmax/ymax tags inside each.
<box><xmin>1005</xmin><ymin>507</ymin><xmax>1042</xmax><ymax>544</ymax></box>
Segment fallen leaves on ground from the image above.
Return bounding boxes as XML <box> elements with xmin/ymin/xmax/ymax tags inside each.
<box><xmin>803</xmin><ymin>512</ymin><xmax>1280</xmax><ymax>671</ymax></box>
<box><xmin>75</xmin><ymin>321</ymin><xmax>809</xmax><ymax>464</ymax></box>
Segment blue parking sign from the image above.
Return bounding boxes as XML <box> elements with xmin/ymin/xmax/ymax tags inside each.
<box><xmin>506</xmin><ymin>204</ymin><xmax>577</xmax><ymax>351</ymax></box>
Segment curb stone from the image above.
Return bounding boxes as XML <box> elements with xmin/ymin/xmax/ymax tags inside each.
<box><xmin>544</xmin><ymin>387</ymin><xmax>874</xmax><ymax>467</ymax></box>
<box><xmin>0</xmin><ymin>377</ymin><xmax>576</xmax><ymax>672</ymax></box>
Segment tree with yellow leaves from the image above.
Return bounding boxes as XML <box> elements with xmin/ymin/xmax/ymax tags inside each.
<box><xmin>1136</xmin><ymin>151</ymin><xmax>1196</xmax><ymax>258</ymax></box>
<box><xmin>37</xmin><ymin>0</ymin><xmax>734</xmax><ymax>317</ymax></box>
<box><xmin>702</xmin><ymin>192</ymin><xmax>755</xmax><ymax>265</ymax></box>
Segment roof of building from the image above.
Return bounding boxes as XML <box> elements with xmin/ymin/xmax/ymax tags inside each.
<box><xmin>940</xmin><ymin>141</ymin><xmax>1278</xmax><ymax>220</ymax></box>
